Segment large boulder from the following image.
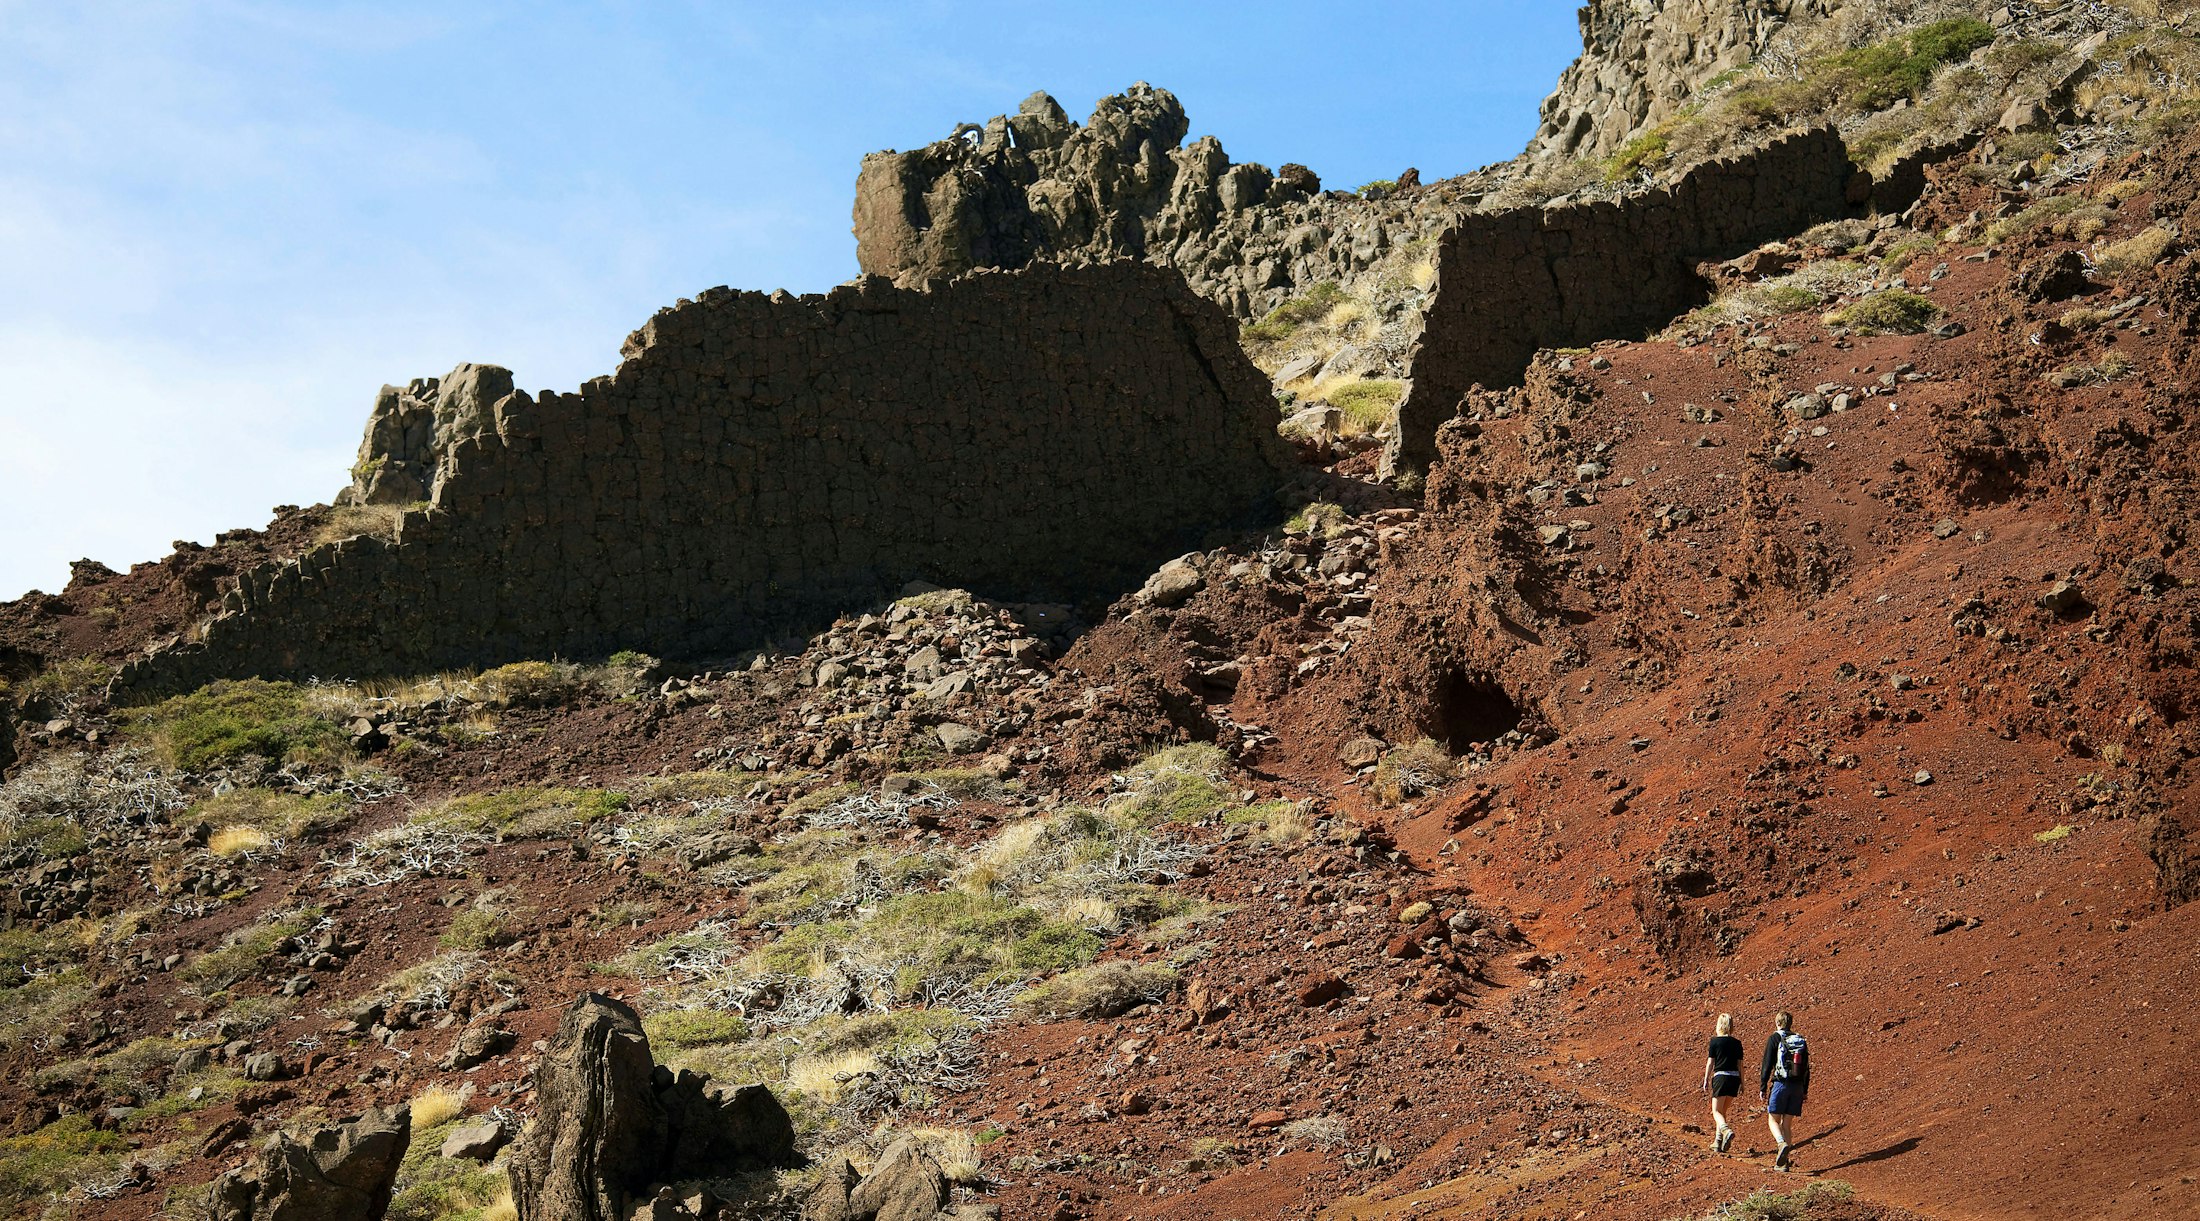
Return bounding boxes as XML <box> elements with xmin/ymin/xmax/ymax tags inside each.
<box><xmin>210</xmin><ymin>1105</ymin><xmax>410</xmax><ymax>1221</ymax></box>
<box><xmin>805</xmin><ymin>1138</ymin><xmax>980</xmax><ymax>1221</ymax></box>
<box><xmin>507</xmin><ymin>994</ymin><xmax>797</xmax><ymax>1221</ymax></box>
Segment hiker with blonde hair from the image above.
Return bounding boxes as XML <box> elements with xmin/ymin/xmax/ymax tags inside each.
<box><xmin>1760</xmin><ymin>1009</ymin><xmax>1811</xmax><ymax>1171</ymax></box>
<box><xmin>1701</xmin><ymin>1012</ymin><xmax>1744</xmax><ymax>1152</ymax></box>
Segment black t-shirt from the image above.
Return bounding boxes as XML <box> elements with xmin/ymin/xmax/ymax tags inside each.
<box><xmin>1708</xmin><ymin>1035</ymin><xmax>1744</xmax><ymax>1075</ymax></box>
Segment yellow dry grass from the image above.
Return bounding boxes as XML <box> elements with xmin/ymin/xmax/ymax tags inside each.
<box><xmin>207</xmin><ymin>825</ymin><xmax>271</xmax><ymax>857</ymax></box>
<box><xmin>787</xmin><ymin>1051</ymin><xmax>880</xmax><ymax>1103</ymax></box>
<box><xmin>409</xmin><ymin>1085</ymin><xmax>464</xmax><ymax>1130</ymax></box>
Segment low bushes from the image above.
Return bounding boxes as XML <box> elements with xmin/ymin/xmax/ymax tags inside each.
<box><xmin>410</xmin><ymin>787</ymin><xmax>627</xmax><ymax>838</ymax></box>
<box><xmin>120</xmin><ymin>680</ymin><xmax>350</xmax><ymax>773</ymax></box>
<box><xmin>1822</xmin><ymin>289</ymin><xmax>1941</xmax><ymax>334</ymax></box>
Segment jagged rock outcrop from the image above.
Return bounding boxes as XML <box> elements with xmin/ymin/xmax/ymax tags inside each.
<box><xmin>340</xmin><ymin>363</ymin><xmax>518</xmax><ymax>507</ymax></box>
<box><xmin>118</xmin><ymin>262</ymin><xmax>1289</xmax><ymax>694</ymax></box>
<box><xmin>1525</xmin><ymin>0</ymin><xmax>1844</xmax><ymax>163</ymax></box>
<box><xmin>509</xmin><ymin>994</ymin><xmax>798</xmax><ymax>1221</ymax></box>
<box><xmin>805</xmin><ymin>1138</ymin><xmax>995</xmax><ymax>1221</ymax></box>
<box><xmin>854</xmin><ymin>83</ymin><xmax>1449</xmax><ymax>320</ymax></box>
<box><xmin>210</xmin><ymin>1105</ymin><xmax>410</xmax><ymax>1221</ymax></box>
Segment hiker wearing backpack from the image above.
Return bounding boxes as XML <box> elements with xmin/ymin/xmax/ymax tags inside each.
<box><xmin>1702</xmin><ymin>1012</ymin><xmax>1745</xmax><ymax>1153</ymax></box>
<box><xmin>1760</xmin><ymin>1010</ymin><xmax>1810</xmax><ymax>1171</ymax></box>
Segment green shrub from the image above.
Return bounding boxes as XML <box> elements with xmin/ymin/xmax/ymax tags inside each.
<box><xmin>2096</xmin><ymin>227</ymin><xmax>2176</xmax><ymax>279</ymax></box>
<box><xmin>180</xmin><ymin>907</ymin><xmax>319</xmax><ymax>990</ymax></box>
<box><xmin>1243</xmin><ymin>282</ymin><xmax>1347</xmax><ymax>345</ymax></box>
<box><xmin>1355</xmin><ymin>179</ymin><xmax>1397</xmax><ymax>197</ymax></box>
<box><xmin>644</xmin><ymin>1008</ymin><xmax>751</xmax><ymax>1049</ymax></box>
<box><xmin>1603</xmin><ymin>125</ymin><xmax>1673</xmax><ymax>182</ymax></box>
<box><xmin>1284</xmin><ymin>501</ymin><xmax>1349</xmax><ymax>538</ymax></box>
<box><xmin>0</xmin><ymin>1115</ymin><xmax>127</xmax><ymax>1206</ymax></box>
<box><xmin>1372</xmin><ymin>738</ymin><xmax>1457</xmax><ymax>803</ymax></box>
<box><xmin>1823</xmin><ymin>289</ymin><xmax>1941</xmax><ymax>334</ymax></box>
<box><xmin>1827</xmin><ymin>18</ymin><xmax>1996</xmax><ymax>111</ymax></box>
<box><xmin>121</xmin><ymin>679</ymin><xmax>349</xmax><ymax>772</ymax></box>
<box><xmin>1700</xmin><ymin>1180</ymin><xmax>1855</xmax><ymax>1221</ymax></box>
<box><xmin>14</xmin><ymin>656</ymin><xmax>113</xmax><ymax>706</ymax></box>
<box><xmin>412</xmin><ymin>786</ymin><xmax>627</xmax><ymax>838</ymax></box>
<box><xmin>384</xmin><ymin>1112</ymin><xmax>508</xmax><ymax>1221</ymax></box>
<box><xmin>2</xmin><ymin>818</ymin><xmax>85</xmax><ymax>863</ymax></box>
<box><xmin>1325</xmin><ymin>380</ymin><xmax>1404</xmax><ymax>434</ymax></box>
<box><xmin>439</xmin><ymin>909</ymin><xmax>506</xmax><ymax>950</ymax></box>
<box><xmin>1110</xmin><ymin>744</ymin><xmax>1235</xmax><ymax>827</ymax></box>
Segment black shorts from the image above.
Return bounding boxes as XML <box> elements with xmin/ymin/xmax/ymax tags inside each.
<box><xmin>1711</xmin><ymin>1074</ymin><xmax>1742</xmax><ymax>1098</ymax></box>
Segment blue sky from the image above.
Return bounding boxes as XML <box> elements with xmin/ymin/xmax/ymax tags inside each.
<box><xmin>0</xmin><ymin>1</ymin><xmax>1579</xmax><ymax>599</ymax></box>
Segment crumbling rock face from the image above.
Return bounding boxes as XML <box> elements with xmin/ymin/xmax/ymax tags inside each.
<box><xmin>854</xmin><ymin>84</ymin><xmax>1447</xmax><ymax>320</ymax></box>
<box><xmin>119</xmin><ymin>263</ymin><xmax>1288</xmax><ymax>694</ymax></box>
<box><xmin>1525</xmin><ymin>0</ymin><xmax>1844</xmax><ymax>163</ymax></box>
<box><xmin>340</xmin><ymin>364</ymin><xmax>518</xmax><ymax>506</ymax></box>
<box><xmin>509</xmin><ymin>994</ymin><xmax>797</xmax><ymax>1221</ymax></box>
<box><xmin>210</xmin><ymin>1105</ymin><xmax>410</xmax><ymax>1221</ymax></box>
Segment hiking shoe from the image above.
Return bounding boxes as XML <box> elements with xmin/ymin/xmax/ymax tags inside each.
<box><xmin>1717</xmin><ymin>1127</ymin><xmax>1733</xmax><ymax>1153</ymax></box>
<box><xmin>1773</xmin><ymin>1144</ymin><xmax>1791</xmax><ymax>1171</ymax></box>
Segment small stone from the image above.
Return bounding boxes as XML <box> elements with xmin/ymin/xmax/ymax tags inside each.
<box><xmin>1913</xmin><ymin>770</ymin><xmax>1934</xmax><ymax>786</ymax></box>
<box><xmin>1784</xmin><ymin>394</ymin><xmax>1827</xmax><ymax>421</ymax></box>
<box><xmin>1338</xmin><ymin>737</ymin><xmax>1387</xmax><ymax>769</ymax></box>
<box><xmin>1249</xmin><ymin>1110</ymin><xmax>1291</xmax><ymax>1129</ymax></box>
<box><xmin>1932</xmin><ymin>518</ymin><xmax>1960</xmax><ymax>539</ymax></box>
<box><xmin>2036</xmin><ymin>580</ymin><xmax>2087</xmax><ymax>615</ymax></box>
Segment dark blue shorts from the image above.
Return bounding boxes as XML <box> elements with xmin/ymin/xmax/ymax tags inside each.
<box><xmin>1767</xmin><ymin>1081</ymin><xmax>1805</xmax><ymax>1116</ymax></box>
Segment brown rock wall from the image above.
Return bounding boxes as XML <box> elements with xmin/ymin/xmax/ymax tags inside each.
<box><xmin>118</xmin><ymin>263</ymin><xmax>1288</xmax><ymax>694</ymax></box>
<box><xmin>1387</xmin><ymin>126</ymin><xmax>1857</xmax><ymax>472</ymax></box>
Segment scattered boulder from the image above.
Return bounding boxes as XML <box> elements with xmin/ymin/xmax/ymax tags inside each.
<box><xmin>441</xmin><ymin>1118</ymin><xmax>514</xmax><ymax>1163</ymax></box>
<box><xmin>2013</xmin><ymin>249</ymin><xmax>2098</xmax><ymax>302</ymax></box>
<box><xmin>803</xmin><ymin>1138</ymin><xmax>957</xmax><ymax>1221</ymax></box>
<box><xmin>507</xmin><ymin>994</ymin><xmax>798</xmax><ymax>1221</ymax></box>
<box><xmin>1338</xmin><ymin>736</ymin><xmax>1387</xmax><ymax>769</ymax></box>
<box><xmin>934</xmin><ymin>723</ymin><xmax>989</xmax><ymax>755</ymax></box>
<box><xmin>1139</xmin><ymin>556</ymin><xmax>1206</xmax><ymax>608</ymax></box>
<box><xmin>440</xmin><ymin>1024</ymin><xmax>516</xmax><ymax>1071</ymax></box>
<box><xmin>1295</xmin><ymin>973</ymin><xmax>1348</xmax><ymax>1007</ymax></box>
<box><xmin>211</xmin><ymin>1105</ymin><xmax>410</xmax><ymax>1221</ymax></box>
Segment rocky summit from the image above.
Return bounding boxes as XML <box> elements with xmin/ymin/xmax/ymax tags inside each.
<box><xmin>3</xmin><ymin>4</ymin><xmax>2199</xmax><ymax>1220</ymax></box>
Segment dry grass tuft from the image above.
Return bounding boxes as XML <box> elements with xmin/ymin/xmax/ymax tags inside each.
<box><xmin>409</xmin><ymin>1085</ymin><xmax>464</xmax><ymax>1130</ymax></box>
<box><xmin>206</xmin><ymin>825</ymin><xmax>271</xmax><ymax>857</ymax></box>
<box><xmin>315</xmin><ymin>504</ymin><xmax>409</xmax><ymax>546</ymax></box>
<box><xmin>2095</xmin><ymin>226</ymin><xmax>2177</xmax><ymax>279</ymax></box>
<box><xmin>787</xmin><ymin>1051</ymin><xmax>882</xmax><ymax>1103</ymax></box>
<box><xmin>1015</xmin><ymin>960</ymin><xmax>1177</xmax><ymax>1021</ymax></box>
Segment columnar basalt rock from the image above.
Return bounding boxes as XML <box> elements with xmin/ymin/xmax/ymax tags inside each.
<box><xmin>117</xmin><ymin>263</ymin><xmax>1289</xmax><ymax>694</ymax></box>
<box><xmin>508</xmin><ymin>994</ymin><xmax>799</xmax><ymax>1221</ymax></box>
<box><xmin>1386</xmin><ymin>126</ymin><xmax>1858</xmax><ymax>473</ymax></box>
